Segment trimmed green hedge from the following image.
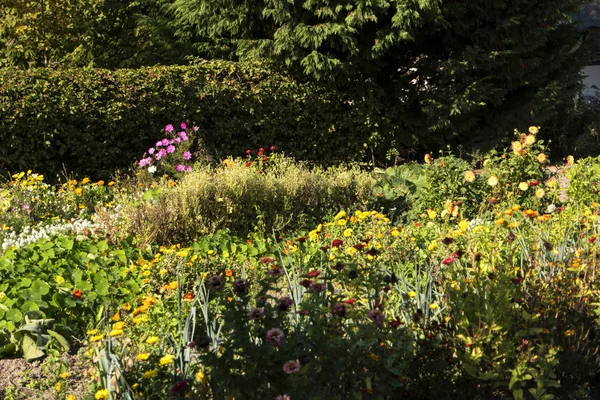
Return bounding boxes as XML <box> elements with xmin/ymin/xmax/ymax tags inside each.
<box><xmin>0</xmin><ymin>61</ymin><xmax>393</xmax><ymax>180</ymax></box>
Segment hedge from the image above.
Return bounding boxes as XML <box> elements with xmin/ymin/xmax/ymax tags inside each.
<box><xmin>0</xmin><ymin>61</ymin><xmax>394</xmax><ymax>180</ymax></box>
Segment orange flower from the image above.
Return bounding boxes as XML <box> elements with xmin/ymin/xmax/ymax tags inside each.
<box><xmin>73</xmin><ymin>289</ymin><xmax>82</xmax><ymax>298</ymax></box>
<box><xmin>225</xmin><ymin>269</ymin><xmax>233</xmax><ymax>277</ymax></box>
<box><xmin>184</xmin><ymin>292</ymin><xmax>194</xmax><ymax>301</ymax></box>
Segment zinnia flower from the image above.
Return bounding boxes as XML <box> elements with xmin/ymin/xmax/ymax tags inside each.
<box><xmin>143</xmin><ymin>369</ymin><xmax>158</xmax><ymax>378</ymax></box>
<box><xmin>165</xmin><ymin>124</ymin><xmax>174</xmax><ymax>133</ymax></box>
<box><xmin>266</xmin><ymin>328</ymin><xmax>285</xmax><ymax>347</ymax></box>
<box><xmin>529</xmin><ymin>126</ymin><xmax>539</xmax><ymax>135</ymax></box>
<box><xmin>566</xmin><ymin>155</ymin><xmax>574</xmax><ymax>166</ymax></box>
<box><xmin>176</xmin><ymin>164</ymin><xmax>185</xmax><ymax>172</ymax></box>
<box><xmin>518</xmin><ymin>182</ymin><xmax>528</xmax><ymax>191</ymax></box>
<box><xmin>367</xmin><ymin>308</ymin><xmax>385</xmax><ymax>325</ymax></box>
<box><xmin>537</xmin><ymin>153</ymin><xmax>547</xmax><ymax>163</ymax></box>
<box><xmin>283</xmin><ymin>360</ymin><xmax>301</xmax><ymax>374</ymax></box>
<box><xmin>535</xmin><ymin>188</ymin><xmax>545</xmax><ymax>198</ymax></box>
<box><xmin>464</xmin><ymin>170</ymin><xmax>476</xmax><ymax>183</ymax></box>
<box><xmin>166</xmin><ymin>145</ymin><xmax>175</xmax><ymax>153</ymax></box>
<box><xmin>248</xmin><ymin>307</ymin><xmax>264</xmax><ymax>320</ymax></box>
<box><xmin>183</xmin><ymin>151</ymin><xmax>192</xmax><ymax>160</ymax></box>
<box><xmin>487</xmin><ymin>176</ymin><xmax>498</xmax><ymax>187</ymax></box>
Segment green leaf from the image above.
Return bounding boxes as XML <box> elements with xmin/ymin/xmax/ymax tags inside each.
<box><xmin>21</xmin><ymin>333</ymin><xmax>45</xmax><ymax>361</ymax></box>
<box><xmin>47</xmin><ymin>329</ymin><xmax>70</xmax><ymax>352</ymax></box>
<box><xmin>6</xmin><ymin>308</ymin><xmax>23</xmax><ymax>323</ymax></box>
<box><xmin>31</xmin><ymin>279</ymin><xmax>50</xmax><ymax>296</ymax></box>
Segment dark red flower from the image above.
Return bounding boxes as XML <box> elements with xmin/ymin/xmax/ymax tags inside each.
<box><xmin>353</xmin><ymin>243</ymin><xmax>367</xmax><ymax>250</ymax></box>
<box><xmin>331</xmin><ymin>302</ymin><xmax>347</xmax><ymax>317</ymax></box>
<box><xmin>331</xmin><ymin>239</ymin><xmax>343</xmax><ymax>248</ymax></box>
<box><xmin>529</xmin><ymin>180</ymin><xmax>540</xmax><ymax>186</ymax></box>
<box><xmin>245</xmin><ymin>161</ymin><xmax>252</xmax><ymax>167</ymax></box>
<box><xmin>259</xmin><ymin>256</ymin><xmax>275</xmax><ymax>265</ymax></box>
<box><xmin>295</xmin><ymin>236</ymin><xmax>308</xmax><ymax>243</ymax></box>
<box><xmin>441</xmin><ymin>237</ymin><xmax>454</xmax><ymax>245</ymax></box>
<box><xmin>270</xmin><ymin>145</ymin><xmax>276</xmax><ymax>151</ymax></box>
<box><xmin>172</xmin><ymin>380</ymin><xmax>187</xmax><ymax>393</ymax></box>
<box><xmin>73</xmin><ymin>289</ymin><xmax>82</xmax><ymax>298</ymax></box>
<box><xmin>511</xmin><ymin>276</ymin><xmax>523</xmax><ymax>285</ymax></box>
<box><xmin>306</xmin><ymin>270</ymin><xmax>320</xmax><ymax>278</ymax></box>
<box><xmin>332</xmin><ymin>262</ymin><xmax>345</xmax><ymax>271</ymax></box>
<box><xmin>245</xmin><ymin>149</ymin><xmax>252</xmax><ymax>155</ymax></box>
<box><xmin>258</xmin><ymin>148</ymin><xmax>265</xmax><ymax>156</ymax></box>
<box><xmin>299</xmin><ymin>279</ymin><xmax>313</xmax><ymax>288</ymax></box>
<box><xmin>390</xmin><ymin>319</ymin><xmax>402</xmax><ymax>328</ymax></box>
<box><xmin>344</xmin><ymin>298</ymin><xmax>356</xmax><ymax>305</ymax></box>
<box><xmin>442</xmin><ymin>257</ymin><xmax>454</xmax><ymax>265</ymax></box>
<box><xmin>320</xmin><ymin>245</ymin><xmax>330</xmax><ymax>252</ymax></box>
<box><xmin>366</xmin><ymin>248</ymin><xmax>381</xmax><ymax>256</ymax></box>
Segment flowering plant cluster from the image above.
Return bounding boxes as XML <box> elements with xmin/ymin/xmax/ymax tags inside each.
<box><xmin>137</xmin><ymin>122</ymin><xmax>198</xmax><ymax>177</ymax></box>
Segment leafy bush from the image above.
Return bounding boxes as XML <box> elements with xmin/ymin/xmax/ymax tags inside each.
<box><xmin>122</xmin><ymin>153</ymin><xmax>375</xmax><ymax>244</ymax></box>
<box><xmin>0</xmin><ymin>62</ymin><xmax>391</xmax><ymax>180</ymax></box>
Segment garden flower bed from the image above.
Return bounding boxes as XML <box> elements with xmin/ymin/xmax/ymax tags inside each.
<box><xmin>1</xmin><ymin>125</ymin><xmax>600</xmax><ymax>399</ymax></box>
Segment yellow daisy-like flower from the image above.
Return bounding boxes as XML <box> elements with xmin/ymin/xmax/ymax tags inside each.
<box><xmin>109</xmin><ymin>329</ymin><xmax>123</xmax><ymax>337</ymax></box>
<box><xmin>495</xmin><ymin>218</ymin><xmax>505</xmax><ymax>225</ymax></box>
<box><xmin>74</xmin><ymin>188</ymin><xmax>83</xmax><ymax>195</ymax></box>
<box><xmin>429</xmin><ymin>303</ymin><xmax>439</xmax><ymax>310</ymax></box>
<box><xmin>67</xmin><ymin>394</ymin><xmax>77</xmax><ymax>400</ymax></box>
<box><xmin>535</xmin><ymin>188</ymin><xmax>545</xmax><ymax>199</ymax></box>
<box><xmin>346</xmin><ymin>247</ymin><xmax>358</xmax><ymax>256</ymax></box>
<box><xmin>159</xmin><ymin>354</ymin><xmax>175</xmax><ymax>365</ymax></box>
<box><xmin>143</xmin><ymin>369</ymin><xmax>158</xmax><ymax>378</ymax></box>
<box><xmin>464</xmin><ymin>170</ymin><xmax>476</xmax><ymax>183</ymax></box>
<box><xmin>426</xmin><ymin>209</ymin><xmax>437</xmax><ymax>219</ymax></box>
<box><xmin>113</xmin><ymin>321</ymin><xmax>125</xmax><ymax>330</ymax></box>
<box><xmin>537</xmin><ymin>153</ymin><xmax>547</xmax><ymax>163</ymax></box>
<box><xmin>343</xmin><ymin>228</ymin><xmax>353</xmax><ymax>237</ymax></box>
<box><xmin>336</xmin><ymin>219</ymin><xmax>347</xmax><ymax>226</ymax></box>
<box><xmin>524</xmin><ymin>134</ymin><xmax>536</xmax><ymax>146</ymax></box>
<box><xmin>96</xmin><ymin>180</ymin><xmax>105</xmax><ymax>186</ymax></box>
<box><xmin>90</xmin><ymin>334</ymin><xmax>105</xmax><ymax>342</ymax></box>
<box><xmin>408</xmin><ymin>291</ymin><xmax>417</xmax><ymax>298</ymax></box>
<box><xmin>487</xmin><ymin>176</ymin><xmax>498</xmax><ymax>187</ymax></box>
<box><xmin>196</xmin><ymin>370</ymin><xmax>208</xmax><ymax>384</ymax></box>
<box><xmin>334</xmin><ymin>210</ymin><xmax>346</xmax><ymax>220</ymax></box>
<box><xmin>529</xmin><ymin>126</ymin><xmax>539</xmax><ymax>135</ymax></box>
<box><xmin>81</xmin><ymin>177</ymin><xmax>91</xmax><ymax>185</ymax></box>
<box><xmin>458</xmin><ymin>220</ymin><xmax>469</xmax><ymax>231</ymax></box>
<box><xmin>95</xmin><ymin>389</ymin><xmax>109</xmax><ymax>400</ymax></box>
<box><xmin>60</xmin><ymin>372</ymin><xmax>70</xmax><ymax>379</ymax></box>
<box><xmin>518</xmin><ymin>182</ymin><xmax>528</xmax><ymax>191</ymax></box>
<box><xmin>137</xmin><ymin>353</ymin><xmax>150</xmax><ymax>361</ymax></box>
<box><xmin>427</xmin><ymin>242</ymin><xmax>438</xmax><ymax>251</ymax></box>
<box><xmin>146</xmin><ymin>336</ymin><xmax>159</xmax><ymax>345</ymax></box>
<box><xmin>511</xmin><ymin>141</ymin><xmax>523</xmax><ymax>155</ymax></box>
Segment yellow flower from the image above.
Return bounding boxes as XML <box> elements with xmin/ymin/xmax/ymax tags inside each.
<box><xmin>132</xmin><ymin>315</ymin><xmax>148</xmax><ymax>324</ymax></box>
<box><xmin>343</xmin><ymin>228</ymin><xmax>353</xmax><ymax>237</ymax></box>
<box><xmin>67</xmin><ymin>395</ymin><xmax>77</xmax><ymax>400</ymax></box>
<box><xmin>429</xmin><ymin>303</ymin><xmax>439</xmax><ymax>310</ymax></box>
<box><xmin>96</xmin><ymin>180</ymin><xmax>105</xmax><ymax>186</ymax></box>
<box><xmin>334</xmin><ymin>210</ymin><xmax>346</xmax><ymax>220</ymax></box>
<box><xmin>529</xmin><ymin>126</ymin><xmax>539</xmax><ymax>135</ymax></box>
<box><xmin>113</xmin><ymin>321</ymin><xmax>125</xmax><ymax>330</ymax></box>
<box><xmin>408</xmin><ymin>291</ymin><xmax>417</xmax><ymax>298</ymax></box>
<box><xmin>81</xmin><ymin>177</ymin><xmax>91</xmax><ymax>185</ymax></box>
<box><xmin>60</xmin><ymin>372</ymin><xmax>70</xmax><ymax>379</ymax></box>
<box><xmin>511</xmin><ymin>141</ymin><xmax>523</xmax><ymax>155</ymax></box>
<box><xmin>122</xmin><ymin>302</ymin><xmax>131</xmax><ymax>311</ymax></box>
<box><xmin>108</xmin><ymin>181</ymin><xmax>115</xmax><ymax>186</ymax></box>
<box><xmin>146</xmin><ymin>336</ymin><xmax>159</xmax><ymax>345</ymax></box>
<box><xmin>159</xmin><ymin>268</ymin><xmax>168</xmax><ymax>275</ymax></box>
<box><xmin>427</xmin><ymin>242</ymin><xmax>438</xmax><ymax>251</ymax></box>
<box><xmin>90</xmin><ymin>334</ymin><xmax>105</xmax><ymax>342</ymax></box>
<box><xmin>524</xmin><ymin>134</ymin><xmax>536</xmax><ymax>146</ymax></box>
<box><xmin>159</xmin><ymin>354</ymin><xmax>175</xmax><ymax>365</ymax></box>
<box><xmin>458</xmin><ymin>220</ymin><xmax>469</xmax><ymax>231</ymax></box>
<box><xmin>426</xmin><ymin>209</ymin><xmax>437</xmax><ymax>219</ymax></box>
<box><xmin>137</xmin><ymin>353</ymin><xmax>150</xmax><ymax>361</ymax></box>
<box><xmin>537</xmin><ymin>153</ymin><xmax>547</xmax><ymax>163</ymax></box>
<box><xmin>54</xmin><ymin>276</ymin><xmax>65</xmax><ymax>284</ymax></box>
<box><xmin>196</xmin><ymin>370</ymin><xmax>208</xmax><ymax>384</ymax></box>
<box><xmin>518</xmin><ymin>182</ymin><xmax>528</xmax><ymax>191</ymax></box>
<box><xmin>346</xmin><ymin>247</ymin><xmax>358</xmax><ymax>256</ymax></box>
<box><xmin>487</xmin><ymin>176</ymin><xmax>498</xmax><ymax>187</ymax></box>
<box><xmin>391</xmin><ymin>228</ymin><xmax>400</xmax><ymax>237</ymax></box>
<box><xmin>109</xmin><ymin>329</ymin><xmax>123</xmax><ymax>337</ymax></box>
<box><xmin>336</xmin><ymin>219</ymin><xmax>347</xmax><ymax>226</ymax></box>
<box><xmin>309</xmin><ymin>230</ymin><xmax>319</xmax><ymax>240</ymax></box>
<box><xmin>535</xmin><ymin>188</ymin><xmax>545</xmax><ymax>199</ymax></box>
<box><xmin>143</xmin><ymin>369</ymin><xmax>158</xmax><ymax>378</ymax></box>
<box><xmin>464</xmin><ymin>170</ymin><xmax>476</xmax><ymax>183</ymax></box>
<box><xmin>74</xmin><ymin>187</ymin><xmax>83</xmax><ymax>195</ymax></box>
<box><xmin>369</xmin><ymin>352</ymin><xmax>379</xmax><ymax>361</ymax></box>
<box><xmin>168</xmin><ymin>281</ymin><xmax>178</xmax><ymax>290</ymax></box>
<box><xmin>111</xmin><ymin>312</ymin><xmax>120</xmax><ymax>321</ymax></box>
<box><xmin>495</xmin><ymin>218</ymin><xmax>505</xmax><ymax>225</ymax></box>
<box><xmin>95</xmin><ymin>389</ymin><xmax>109</xmax><ymax>400</ymax></box>
<box><xmin>55</xmin><ymin>382</ymin><xmax>61</xmax><ymax>392</ymax></box>
<box><xmin>176</xmin><ymin>250</ymin><xmax>188</xmax><ymax>257</ymax></box>
<box><xmin>564</xmin><ymin>329</ymin><xmax>575</xmax><ymax>337</ymax></box>
<box><xmin>424</xmin><ymin>153</ymin><xmax>432</xmax><ymax>164</ymax></box>
<box><xmin>566</xmin><ymin>155</ymin><xmax>574</xmax><ymax>166</ymax></box>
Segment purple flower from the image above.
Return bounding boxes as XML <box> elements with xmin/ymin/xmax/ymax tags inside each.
<box><xmin>185</xmin><ymin>166</ymin><xmax>192</xmax><ymax>173</ymax></box>
<box><xmin>158</xmin><ymin>149</ymin><xmax>167</xmax><ymax>157</ymax></box>
<box><xmin>207</xmin><ymin>275</ymin><xmax>225</xmax><ymax>292</ymax></box>
<box><xmin>282</xmin><ymin>360</ymin><xmax>301</xmax><ymax>374</ymax></box>
<box><xmin>180</xmin><ymin>122</ymin><xmax>187</xmax><ymax>130</ymax></box>
<box><xmin>155</xmin><ymin>153</ymin><xmax>162</xmax><ymax>161</ymax></box>
<box><xmin>167</xmin><ymin>145</ymin><xmax>176</xmax><ymax>153</ymax></box>
<box><xmin>368</xmin><ymin>308</ymin><xmax>386</xmax><ymax>325</ymax></box>
<box><xmin>148</xmin><ymin>148</ymin><xmax>155</xmax><ymax>155</ymax></box>
<box><xmin>183</xmin><ymin>151</ymin><xmax>192</xmax><ymax>160</ymax></box>
<box><xmin>156</xmin><ymin>141</ymin><xmax>163</xmax><ymax>147</ymax></box>
<box><xmin>174</xmin><ymin>137</ymin><xmax>181</xmax><ymax>143</ymax></box>
<box><xmin>161</xmin><ymin>138</ymin><xmax>170</xmax><ymax>146</ymax></box>
<box><xmin>165</xmin><ymin>124</ymin><xmax>174</xmax><ymax>133</ymax></box>
<box><xmin>248</xmin><ymin>308</ymin><xmax>264</xmax><ymax>320</ymax></box>
<box><xmin>139</xmin><ymin>158</ymin><xmax>149</xmax><ymax>167</ymax></box>
<box><xmin>331</xmin><ymin>302</ymin><xmax>347</xmax><ymax>317</ymax></box>
<box><xmin>176</xmin><ymin>164</ymin><xmax>185</xmax><ymax>172</ymax></box>
<box><xmin>266</xmin><ymin>328</ymin><xmax>285</xmax><ymax>347</ymax></box>
<box><xmin>178</xmin><ymin>131</ymin><xmax>188</xmax><ymax>141</ymax></box>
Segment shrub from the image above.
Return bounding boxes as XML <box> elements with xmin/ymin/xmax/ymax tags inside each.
<box><xmin>122</xmin><ymin>154</ymin><xmax>375</xmax><ymax>244</ymax></box>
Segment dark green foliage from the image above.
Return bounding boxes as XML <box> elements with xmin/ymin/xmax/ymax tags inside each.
<box><xmin>0</xmin><ymin>61</ymin><xmax>391</xmax><ymax>179</ymax></box>
<box><xmin>173</xmin><ymin>0</ymin><xmax>591</xmax><ymax>151</ymax></box>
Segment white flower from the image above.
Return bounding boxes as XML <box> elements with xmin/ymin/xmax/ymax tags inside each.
<box><xmin>147</xmin><ymin>165</ymin><xmax>157</xmax><ymax>174</ymax></box>
<box><xmin>546</xmin><ymin>204</ymin><xmax>556</xmax><ymax>213</ymax></box>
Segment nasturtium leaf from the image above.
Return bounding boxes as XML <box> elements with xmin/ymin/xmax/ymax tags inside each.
<box><xmin>6</xmin><ymin>308</ymin><xmax>23</xmax><ymax>323</ymax></box>
<box><xmin>31</xmin><ymin>280</ymin><xmax>50</xmax><ymax>295</ymax></box>
<box><xmin>93</xmin><ymin>276</ymin><xmax>109</xmax><ymax>296</ymax></box>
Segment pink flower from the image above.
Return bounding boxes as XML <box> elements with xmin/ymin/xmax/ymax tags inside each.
<box><xmin>161</xmin><ymin>138</ymin><xmax>169</xmax><ymax>146</ymax></box>
<box><xmin>174</xmin><ymin>137</ymin><xmax>181</xmax><ymax>143</ymax></box>
<box><xmin>193</xmin><ymin>126</ymin><xmax>199</xmax><ymax>132</ymax></box>
<box><xmin>167</xmin><ymin>145</ymin><xmax>176</xmax><ymax>153</ymax></box>
<box><xmin>148</xmin><ymin>148</ymin><xmax>155</xmax><ymax>155</ymax></box>
<box><xmin>183</xmin><ymin>151</ymin><xmax>192</xmax><ymax>160</ymax></box>
<box><xmin>283</xmin><ymin>360</ymin><xmax>301</xmax><ymax>374</ymax></box>
<box><xmin>270</xmin><ymin>145</ymin><xmax>276</xmax><ymax>151</ymax></box>
<box><xmin>139</xmin><ymin>158</ymin><xmax>151</xmax><ymax>167</ymax></box>
<box><xmin>185</xmin><ymin>166</ymin><xmax>192</xmax><ymax>173</ymax></box>
<box><xmin>158</xmin><ymin>149</ymin><xmax>167</xmax><ymax>157</ymax></box>
<box><xmin>442</xmin><ymin>257</ymin><xmax>454</xmax><ymax>265</ymax></box>
<box><xmin>266</xmin><ymin>328</ymin><xmax>285</xmax><ymax>347</ymax></box>
<box><xmin>165</xmin><ymin>124</ymin><xmax>174</xmax><ymax>133</ymax></box>
<box><xmin>176</xmin><ymin>164</ymin><xmax>185</xmax><ymax>172</ymax></box>
<box><xmin>180</xmin><ymin>122</ymin><xmax>187</xmax><ymax>130</ymax></box>
<box><xmin>178</xmin><ymin>131</ymin><xmax>188</xmax><ymax>141</ymax></box>
<box><xmin>248</xmin><ymin>307</ymin><xmax>264</xmax><ymax>320</ymax></box>
<box><xmin>156</xmin><ymin>141</ymin><xmax>163</xmax><ymax>147</ymax></box>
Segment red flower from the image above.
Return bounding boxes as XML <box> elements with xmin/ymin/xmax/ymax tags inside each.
<box><xmin>529</xmin><ymin>180</ymin><xmax>540</xmax><ymax>186</ymax></box>
<box><xmin>245</xmin><ymin>161</ymin><xmax>252</xmax><ymax>167</ymax></box>
<box><xmin>344</xmin><ymin>298</ymin><xmax>356</xmax><ymax>304</ymax></box>
<box><xmin>306</xmin><ymin>270</ymin><xmax>320</xmax><ymax>278</ymax></box>
<box><xmin>258</xmin><ymin>148</ymin><xmax>265</xmax><ymax>156</ymax></box>
<box><xmin>73</xmin><ymin>289</ymin><xmax>82</xmax><ymax>298</ymax></box>
<box><xmin>172</xmin><ymin>380</ymin><xmax>187</xmax><ymax>393</ymax></box>
<box><xmin>353</xmin><ymin>243</ymin><xmax>366</xmax><ymax>250</ymax></box>
<box><xmin>331</xmin><ymin>239</ymin><xmax>343</xmax><ymax>248</ymax></box>
<box><xmin>184</xmin><ymin>292</ymin><xmax>195</xmax><ymax>301</ymax></box>
<box><xmin>299</xmin><ymin>279</ymin><xmax>313</xmax><ymax>288</ymax></box>
<box><xmin>442</xmin><ymin>257</ymin><xmax>454</xmax><ymax>265</ymax></box>
<box><xmin>295</xmin><ymin>236</ymin><xmax>308</xmax><ymax>243</ymax></box>
<box><xmin>270</xmin><ymin>145</ymin><xmax>276</xmax><ymax>151</ymax></box>
<box><xmin>390</xmin><ymin>319</ymin><xmax>402</xmax><ymax>328</ymax></box>
<box><xmin>245</xmin><ymin>149</ymin><xmax>252</xmax><ymax>155</ymax></box>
